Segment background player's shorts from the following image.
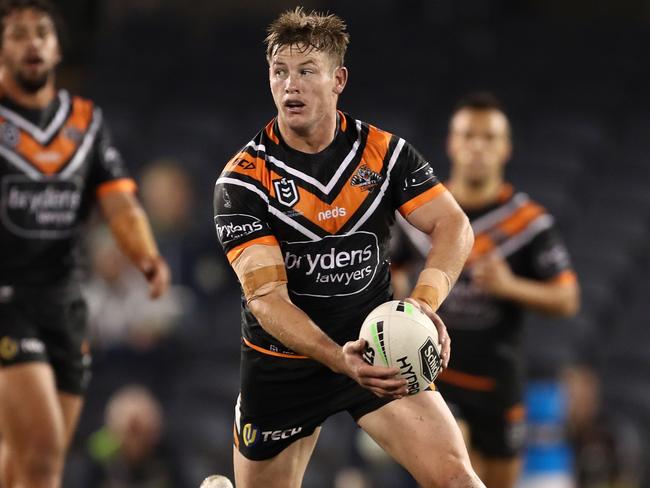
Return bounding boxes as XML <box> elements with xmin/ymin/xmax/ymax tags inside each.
<box><xmin>0</xmin><ymin>283</ymin><xmax>91</xmax><ymax>395</ymax></box>
<box><xmin>234</xmin><ymin>341</ymin><xmax>393</xmax><ymax>461</ymax></box>
<box><xmin>438</xmin><ymin>378</ymin><xmax>527</xmax><ymax>458</ymax></box>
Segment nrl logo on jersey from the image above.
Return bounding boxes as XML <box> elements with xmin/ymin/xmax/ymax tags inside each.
<box><xmin>273</xmin><ymin>178</ymin><xmax>300</xmax><ymax>207</ymax></box>
<box><xmin>351</xmin><ymin>164</ymin><xmax>382</xmax><ymax>192</ymax></box>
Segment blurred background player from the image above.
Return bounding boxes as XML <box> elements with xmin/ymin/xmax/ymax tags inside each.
<box><xmin>75</xmin><ymin>384</ymin><xmax>181</xmax><ymax>488</ymax></box>
<box><xmin>392</xmin><ymin>92</ymin><xmax>580</xmax><ymax>488</ymax></box>
<box><xmin>0</xmin><ymin>1</ymin><xmax>170</xmax><ymax>487</ymax></box>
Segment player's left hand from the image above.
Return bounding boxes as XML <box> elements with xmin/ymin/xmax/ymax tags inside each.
<box><xmin>140</xmin><ymin>255</ymin><xmax>171</xmax><ymax>299</ymax></box>
<box><xmin>404</xmin><ymin>298</ymin><xmax>451</xmax><ymax>369</ymax></box>
<box><xmin>471</xmin><ymin>251</ymin><xmax>515</xmax><ymax>298</ymax></box>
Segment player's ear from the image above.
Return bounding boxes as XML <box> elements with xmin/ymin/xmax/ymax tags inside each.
<box><xmin>333</xmin><ymin>66</ymin><xmax>348</xmax><ymax>95</ymax></box>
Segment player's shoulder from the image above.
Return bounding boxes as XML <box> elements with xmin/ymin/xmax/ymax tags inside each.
<box><xmin>509</xmin><ymin>188</ymin><xmax>550</xmax><ymax>216</ymax></box>
<box><xmin>63</xmin><ymin>90</ymin><xmax>97</xmax><ymax>114</ymax></box>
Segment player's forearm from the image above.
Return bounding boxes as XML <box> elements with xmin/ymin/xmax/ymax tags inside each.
<box><xmin>107</xmin><ymin>205</ymin><xmax>160</xmax><ymax>266</ymax></box>
<box><xmin>501</xmin><ymin>278</ymin><xmax>580</xmax><ymax>316</ymax></box>
<box><xmin>248</xmin><ymin>289</ymin><xmax>344</xmax><ymax>372</ymax></box>
<box><xmin>411</xmin><ymin>211</ymin><xmax>473</xmax><ymax>310</ymax></box>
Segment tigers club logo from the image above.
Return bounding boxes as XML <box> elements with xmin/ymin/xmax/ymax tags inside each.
<box><xmin>351</xmin><ymin>164</ymin><xmax>382</xmax><ymax>192</ymax></box>
<box><xmin>273</xmin><ymin>178</ymin><xmax>300</xmax><ymax>207</ymax></box>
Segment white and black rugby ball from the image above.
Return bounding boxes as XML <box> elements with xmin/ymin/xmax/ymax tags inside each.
<box><xmin>359</xmin><ymin>300</ymin><xmax>442</xmax><ymax>395</ymax></box>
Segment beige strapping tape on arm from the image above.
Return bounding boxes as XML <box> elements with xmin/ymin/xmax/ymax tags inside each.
<box><xmin>410</xmin><ymin>268</ymin><xmax>452</xmax><ymax>311</ymax></box>
<box><xmin>232</xmin><ymin>245</ymin><xmax>288</xmax><ymax>302</ymax></box>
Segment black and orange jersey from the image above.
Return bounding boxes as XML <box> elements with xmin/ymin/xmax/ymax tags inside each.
<box><xmin>395</xmin><ymin>183</ymin><xmax>576</xmax><ymax>385</ymax></box>
<box><xmin>0</xmin><ymin>90</ymin><xmax>135</xmax><ymax>285</ymax></box>
<box><xmin>214</xmin><ymin>111</ymin><xmax>445</xmax><ymax>351</ymax></box>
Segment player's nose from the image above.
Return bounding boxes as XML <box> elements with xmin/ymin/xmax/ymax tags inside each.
<box><xmin>284</xmin><ymin>75</ymin><xmax>300</xmax><ymax>93</ymax></box>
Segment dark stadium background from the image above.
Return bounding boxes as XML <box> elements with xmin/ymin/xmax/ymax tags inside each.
<box><xmin>50</xmin><ymin>1</ymin><xmax>649</xmax><ymax>487</ymax></box>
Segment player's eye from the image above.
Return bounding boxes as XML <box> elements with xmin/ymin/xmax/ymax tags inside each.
<box><xmin>8</xmin><ymin>27</ymin><xmax>27</xmax><ymax>41</ymax></box>
<box><xmin>300</xmin><ymin>69</ymin><xmax>313</xmax><ymax>76</ymax></box>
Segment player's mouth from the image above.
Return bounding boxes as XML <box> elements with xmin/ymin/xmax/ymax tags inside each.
<box><xmin>23</xmin><ymin>54</ymin><xmax>45</xmax><ymax>69</ymax></box>
<box><xmin>284</xmin><ymin>99</ymin><xmax>306</xmax><ymax>114</ymax></box>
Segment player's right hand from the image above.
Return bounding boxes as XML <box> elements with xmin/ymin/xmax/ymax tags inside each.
<box><xmin>338</xmin><ymin>339</ymin><xmax>408</xmax><ymax>399</ymax></box>
<box><xmin>140</xmin><ymin>255</ymin><xmax>171</xmax><ymax>299</ymax></box>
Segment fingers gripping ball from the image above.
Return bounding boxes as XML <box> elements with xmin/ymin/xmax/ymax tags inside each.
<box><xmin>200</xmin><ymin>475</ymin><xmax>234</xmax><ymax>488</ymax></box>
<box><xmin>359</xmin><ymin>300</ymin><xmax>442</xmax><ymax>394</ymax></box>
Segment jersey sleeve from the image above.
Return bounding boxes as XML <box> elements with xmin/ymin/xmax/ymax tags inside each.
<box><xmin>391</xmin><ymin>141</ymin><xmax>446</xmax><ymax>217</ymax></box>
<box><xmin>527</xmin><ymin>223</ymin><xmax>577</xmax><ymax>284</ymax></box>
<box><xmin>89</xmin><ymin>115</ymin><xmax>136</xmax><ymax>198</ymax></box>
<box><xmin>213</xmin><ymin>178</ymin><xmax>276</xmax><ymax>264</ymax></box>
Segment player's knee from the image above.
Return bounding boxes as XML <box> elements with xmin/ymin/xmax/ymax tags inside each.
<box><xmin>16</xmin><ymin>434</ymin><xmax>65</xmax><ymax>482</ymax></box>
<box><xmin>422</xmin><ymin>452</ymin><xmax>483</xmax><ymax>488</ymax></box>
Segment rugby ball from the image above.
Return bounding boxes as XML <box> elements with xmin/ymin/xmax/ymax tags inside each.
<box><xmin>199</xmin><ymin>475</ymin><xmax>234</xmax><ymax>488</ymax></box>
<box><xmin>359</xmin><ymin>300</ymin><xmax>442</xmax><ymax>394</ymax></box>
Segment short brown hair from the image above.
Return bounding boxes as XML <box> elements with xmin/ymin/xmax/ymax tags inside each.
<box><xmin>453</xmin><ymin>91</ymin><xmax>506</xmax><ymax>115</ymax></box>
<box><xmin>0</xmin><ymin>0</ymin><xmax>64</xmax><ymax>48</ymax></box>
<box><xmin>265</xmin><ymin>7</ymin><xmax>350</xmax><ymax>67</ymax></box>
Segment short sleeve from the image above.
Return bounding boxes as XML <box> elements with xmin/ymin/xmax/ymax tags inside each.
<box><xmin>90</xmin><ymin>117</ymin><xmax>136</xmax><ymax>198</ymax></box>
<box><xmin>392</xmin><ymin>141</ymin><xmax>446</xmax><ymax>217</ymax></box>
<box><xmin>213</xmin><ymin>179</ymin><xmax>276</xmax><ymax>263</ymax></box>
<box><xmin>527</xmin><ymin>224</ymin><xmax>577</xmax><ymax>284</ymax></box>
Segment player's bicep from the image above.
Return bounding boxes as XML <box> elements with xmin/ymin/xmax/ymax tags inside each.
<box><xmin>405</xmin><ymin>190</ymin><xmax>467</xmax><ymax>236</ymax></box>
<box><xmin>231</xmin><ymin>244</ymin><xmax>288</xmax><ymax>303</ymax></box>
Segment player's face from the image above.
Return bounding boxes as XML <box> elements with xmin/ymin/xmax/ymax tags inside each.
<box><xmin>269</xmin><ymin>44</ymin><xmax>347</xmax><ymax>135</ymax></box>
<box><xmin>447</xmin><ymin>109</ymin><xmax>512</xmax><ymax>187</ymax></box>
<box><xmin>0</xmin><ymin>8</ymin><xmax>61</xmax><ymax>93</ymax></box>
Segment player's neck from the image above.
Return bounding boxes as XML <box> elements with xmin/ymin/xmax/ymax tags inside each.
<box><xmin>449</xmin><ymin>178</ymin><xmax>504</xmax><ymax>210</ymax></box>
<box><xmin>0</xmin><ymin>72</ymin><xmax>57</xmax><ymax>110</ymax></box>
<box><xmin>277</xmin><ymin>112</ymin><xmax>338</xmax><ymax>154</ymax></box>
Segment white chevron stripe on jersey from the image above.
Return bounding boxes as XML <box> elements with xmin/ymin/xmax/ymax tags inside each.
<box><xmin>215</xmin><ymin>176</ymin><xmax>321</xmax><ymax>241</ymax></box>
<box><xmin>0</xmin><ymin>145</ymin><xmax>43</xmax><ymax>180</ymax></box>
<box><xmin>471</xmin><ymin>192</ymin><xmax>529</xmax><ymax>235</ymax></box>
<box><xmin>0</xmin><ymin>90</ymin><xmax>71</xmax><ymax>144</ymax></box>
<box><xmin>347</xmin><ymin>138</ymin><xmax>405</xmax><ymax>234</ymax></box>
<box><xmin>244</xmin><ymin>120</ymin><xmax>363</xmax><ymax>195</ymax></box>
<box><xmin>497</xmin><ymin>214</ymin><xmax>554</xmax><ymax>259</ymax></box>
<box><xmin>59</xmin><ymin>109</ymin><xmax>103</xmax><ymax>178</ymax></box>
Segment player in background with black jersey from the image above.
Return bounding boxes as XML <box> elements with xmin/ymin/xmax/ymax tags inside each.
<box><xmin>214</xmin><ymin>7</ymin><xmax>485</xmax><ymax>488</ymax></box>
<box><xmin>392</xmin><ymin>92</ymin><xmax>580</xmax><ymax>488</ymax></box>
<box><xmin>0</xmin><ymin>2</ymin><xmax>170</xmax><ymax>487</ymax></box>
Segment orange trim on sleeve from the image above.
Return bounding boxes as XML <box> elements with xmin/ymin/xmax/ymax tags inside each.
<box><xmin>226</xmin><ymin>235</ymin><xmax>279</xmax><ymax>264</ymax></box>
<box><xmin>436</xmin><ymin>368</ymin><xmax>496</xmax><ymax>391</ymax></box>
<box><xmin>549</xmin><ymin>270</ymin><xmax>577</xmax><ymax>286</ymax></box>
<box><xmin>398</xmin><ymin>183</ymin><xmax>447</xmax><ymax>217</ymax></box>
<box><xmin>96</xmin><ymin>178</ymin><xmax>137</xmax><ymax>198</ymax></box>
<box><xmin>242</xmin><ymin>337</ymin><xmax>308</xmax><ymax>359</ymax></box>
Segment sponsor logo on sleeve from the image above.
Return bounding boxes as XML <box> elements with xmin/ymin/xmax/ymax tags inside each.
<box><xmin>1</xmin><ymin>175</ymin><xmax>83</xmax><ymax>239</ymax></box>
<box><xmin>403</xmin><ymin>162</ymin><xmax>435</xmax><ymax>190</ymax></box>
<box><xmin>214</xmin><ymin>213</ymin><xmax>265</xmax><ymax>245</ymax></box>
<box><xmin>282</xmin><ymin>231</ymin><xmax>380</xmax><ymax>297</ymax></box>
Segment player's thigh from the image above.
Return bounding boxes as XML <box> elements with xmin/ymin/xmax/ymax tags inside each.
<box><xmin>358</xmin><ymin>390</ymin><xmax>473</xmax><ymax>485</ymax></box>
<box><xmin>0</xmin><ymin>362</ymin><xmax>65</xmax><ymax>455</ymax></box>
<box><xmin>234</xmin><ymin>426</ymin><xmax>321</xmax><ymax>488</ymax></box>
<box><xmin>57</xmin><ymin>392</ymin><xmax>84</xmax><ymax>447</ymax></box>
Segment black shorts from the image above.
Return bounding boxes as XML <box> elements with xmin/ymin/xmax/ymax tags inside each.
<box><xmin>234</xmin><ymin>340</ymin><xmax>392</xmax><ymax>461</ymax></box>
<box><xmin>0</xmin><ymin>283</ymin><xmax>91</xmax><ymax>395</ymax></box>
<box><xmin>437</xmin><ymin>373</ymin><xmax>526</xmax><ymax>458</ymax></box>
